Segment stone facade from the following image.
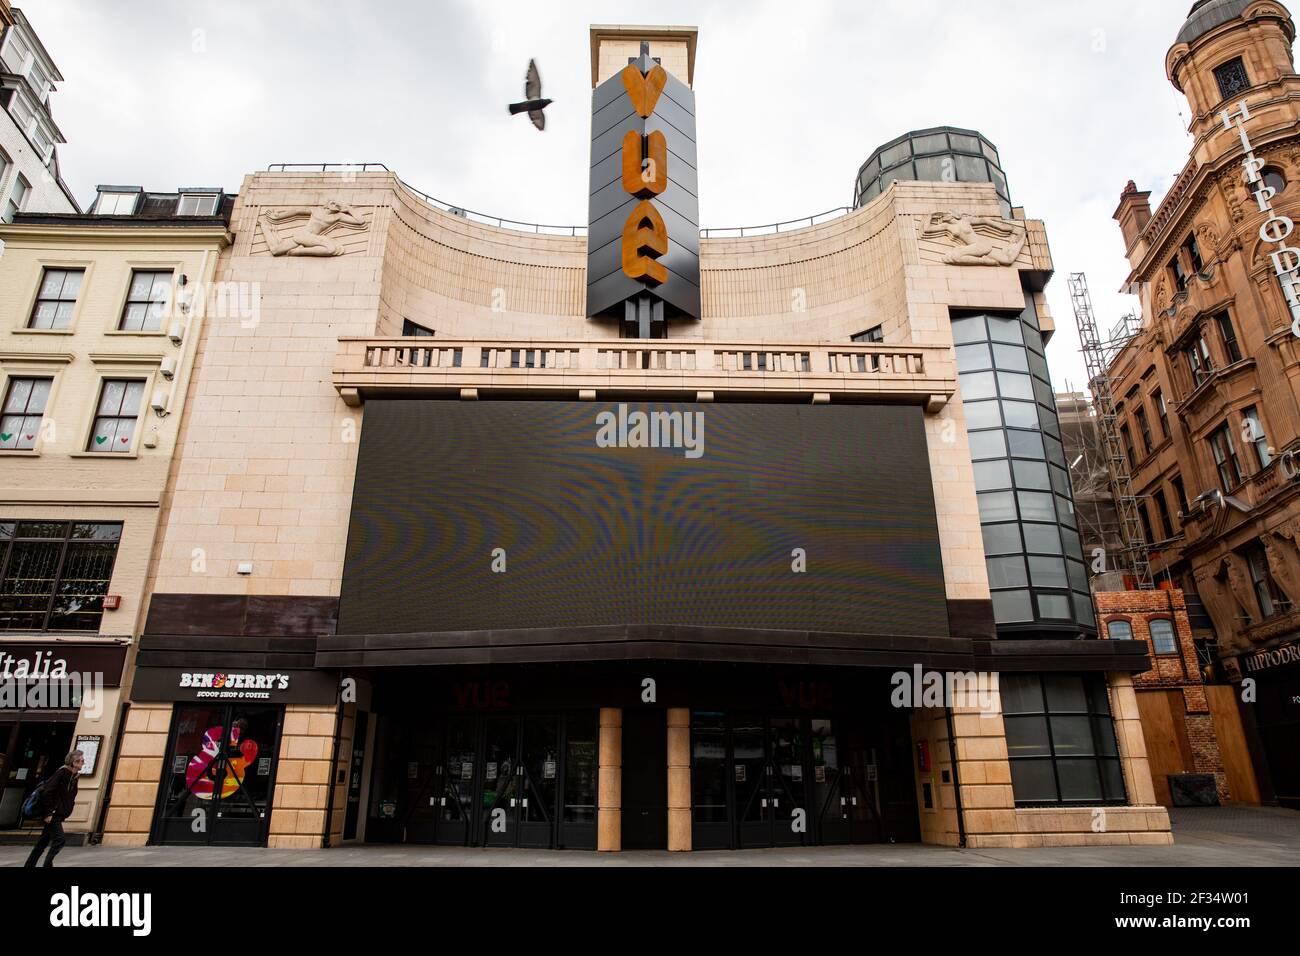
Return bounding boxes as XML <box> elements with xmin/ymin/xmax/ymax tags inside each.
<box><xmin>97</xmin><ymin>24</ymin><xmax>1172</xmax><ymax>851</ymax></box>
<box><xmin>911</xmin><ymin>674</ymin><xmax>1171</xmax><ymax>848</ymax></box>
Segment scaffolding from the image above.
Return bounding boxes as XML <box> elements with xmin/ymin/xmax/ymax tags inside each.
<box><xmin>1069</xmin><ymin>272</ymin><xmax>1154</xmax><ymax>589</ymax></box>
<box><xmin>1057</xmin><ymin>387</ymin><xmax>1124</xmax><ymax>566</ymax></box>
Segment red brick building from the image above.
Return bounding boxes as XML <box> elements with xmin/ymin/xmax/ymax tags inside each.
<box><xmin>1096</xmin><ymin>588</ymin><xmax>1259</xmax><ymax>806</ymax></box>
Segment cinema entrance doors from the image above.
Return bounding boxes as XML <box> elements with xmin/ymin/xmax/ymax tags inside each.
<box><xmin>366</xmin><ymin>712</ymin><xmax>599</xmax><ymax>850</ymax></box>
<box><xmin>690</xmin><ymin>712</ymin><xmax>918</xmax><ymax>850</ymax></box>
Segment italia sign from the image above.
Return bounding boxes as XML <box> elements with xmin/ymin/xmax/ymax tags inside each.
<box><xmin>1221</xmin><ymin>100</ymin><xmax>1300</xmax><ymax>337</ymax></box>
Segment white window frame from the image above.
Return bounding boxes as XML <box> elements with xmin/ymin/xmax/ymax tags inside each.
<box><xmin>96</xmin><ymin>192</ymin><xmax>139</xmax><ymax>216</ymax></box>
<box><xmin>176</xmin><ymin>193</ymin><xmax>220</xmax><ymax>216</ymax></box>
<box><xmin>3</xmin><ymin>174</ymin><xmax>30</xmax><ymax>223</ymax></box>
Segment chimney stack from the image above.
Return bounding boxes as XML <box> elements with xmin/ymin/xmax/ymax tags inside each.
<box><xmin>1113</xmin><ymin>180</ymin><xmax>1153</xmax><ymax>254</ymax></box>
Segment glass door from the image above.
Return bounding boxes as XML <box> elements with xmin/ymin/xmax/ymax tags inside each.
<box><xmin>436</xmin><ymin>716</ymin><xmax>475</xmax><ymax>846</ymax></box>
<box><xmin>154</xmin><ymin>705</ymin><xmax>282</xmax><ymax>846</ymax></box>
<box><xmin>559</xmin><ymin>712</ymin><xmax>598</xmax><ymax>849</ymax></box>
<box><xmin>844</xmin><ymin>740</ymin><xmax>884</xmax><ymax>844</ymax></box>
<box><xmin>769</xmin><ymin>718</ymin><xmax>808</xmax><ymax>847</ymax></box>
<box><xmin>400</xmin><ymin>721</ymin><xmax>442</xmax><ymax>844</ymax></box>
<box><xmin>479</xmin><ymin>716</ymin><xmax>520</xmax><ymax>847</ymax></box>
<box><xmin>0</xmin><ymin>721</ymin><xmax>72</xmax><ymax>830</ymax></box>
<box><xmin>210</xmin><ymin>706</ymin><xmax>281</xmax><ymax>845</ymax></box>
<box><xmin>689</xmin><ymin>713</ymin><xmax>729</xmax><ymax>850</ymax></box>
<box><xmin>732</xmin><ymin>716</ymin><xmax>771</xmax><ymax>848</ymax></box>
<box><xmin>811</xmin><ymin>718</ymin><xmax>850</xmax><ymax>845</ymax></box>
<box><xmin>518</xmin><ymin>715</ymin><xmax>559</xmax><ymax>848</ymax></box>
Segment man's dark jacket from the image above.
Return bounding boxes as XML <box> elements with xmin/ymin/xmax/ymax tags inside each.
<box><xmin>37</xmin><ymin>766</ymin><xmax>78</xmax><ymax>820</ymax></box>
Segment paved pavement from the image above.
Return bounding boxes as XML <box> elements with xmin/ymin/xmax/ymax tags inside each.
<box><xmin>2</xmin><ymin>806</ymin><xmax>1296</xmax><ymax>867</ymax></box>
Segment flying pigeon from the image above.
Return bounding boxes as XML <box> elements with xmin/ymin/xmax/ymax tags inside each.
<box><xmin>508</xmin><ymin>58</ymin><xmax>552</xmax><ymax>131</ymax></box>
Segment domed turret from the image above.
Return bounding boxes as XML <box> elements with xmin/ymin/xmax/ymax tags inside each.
<box><xmin>1165</xmin><ymin>1</ymin><xmax>1295</xmax><ymax>146</ymax></box>
<box><xmin>1176</xmin><ymin>0</ymin><xmax>1261</xmax><ymax>46</ymax></box>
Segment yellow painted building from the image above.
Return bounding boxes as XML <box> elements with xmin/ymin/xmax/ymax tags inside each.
<box><xmin>0</xmin><ymin>186</ymin><xmax>231</xmax><ymax>842</ymax></box>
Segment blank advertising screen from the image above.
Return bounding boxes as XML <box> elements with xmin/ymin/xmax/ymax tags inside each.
<box><xmin>337</xmin><ymin>401</ymin><xmax>949</xmax><ymax>638</ymax></box>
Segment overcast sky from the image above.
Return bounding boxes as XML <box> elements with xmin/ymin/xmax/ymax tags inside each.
<box><xmin>28</xmin><ymin>0</ymin><xmax>1254</xmax><ymax>391</ymax></box>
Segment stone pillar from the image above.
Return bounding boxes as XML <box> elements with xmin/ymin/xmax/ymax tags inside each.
<box><xmin>598</xmin><ymin>707</ymin><xmax>622</xmax><ymax>852</ymax></box>
<box><xmin>1108</xmin><ymin>671</ymin><xmax>1159</xmax><ymax>806</ymax></box>
<box><xmin>268</xmin><ymin>704</ymin><xmax>338</xmax><ymax>849</ymax></box>
<box><xmin>102</xmin><ymin>703</ymin><xmax>173</xmax><ymax>847</ymax></box>
<box><xmin>667</xmin><ymin>708</ymin><xmax>691</xmax><ymax>851</ymax></box>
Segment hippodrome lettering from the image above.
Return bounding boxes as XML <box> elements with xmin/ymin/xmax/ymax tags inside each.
<box><xmin>1220</xmin><ymin>100</ymin><xmax>1300</xmax><ymax>337</ymax></box>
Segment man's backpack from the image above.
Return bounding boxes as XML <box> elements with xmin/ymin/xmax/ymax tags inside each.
<box><xmin>21</xmin><ymin>775</ymin><xmax>53</xmax><ymax>819</ymax></box>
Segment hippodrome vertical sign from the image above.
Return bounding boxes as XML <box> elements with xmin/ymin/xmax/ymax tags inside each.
<box><xmin>586</xmin><ymin>41</ymin><xmax>701</xmax><ymax>334</ymax></box>
<box><xmin>1220</xmin><ymin>100</ymin><xmax>1300</xmax><ymax>338</ymax></box>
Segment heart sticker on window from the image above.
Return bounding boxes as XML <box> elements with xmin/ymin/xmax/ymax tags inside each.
<box><xmin>120</xmin><ymin>436</ymin><xmax>129</xmax><ymax>444</ymax></box>
<box><xmin>0</xmin><ymin>434</ymin><xmax>11</xmax><ymax>443</ymax></box>
<box><xmin>95</xmin><ymin>436</ymin><xmax>107</xmax><ymax>445</ymax></box>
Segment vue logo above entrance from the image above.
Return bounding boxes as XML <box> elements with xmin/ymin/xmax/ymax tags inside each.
<box><xmin>620</xmin><ymin>62</ymin><xmax>671</xmax><ymax>285</ymax></box>
<box><xmin>585</xmin><ymin>34</ymin><xmax>701</xmax><ymax>327</ymax></box>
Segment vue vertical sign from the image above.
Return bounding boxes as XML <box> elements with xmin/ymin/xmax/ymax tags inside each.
<box><xmin>620</xmin><ymin>63</ymin><xmax>670</xmax><ymax>284</ymax></box>
<box><xmin>586</xmin><ymin>42</ymin><xmax>701</xmax><ymax>325</ymax></box>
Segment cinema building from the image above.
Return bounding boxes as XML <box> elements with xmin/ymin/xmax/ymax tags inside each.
<box><xmin>102</xmin><ymin>25</ymin><xmax>1174</xmax><ymax>852</ymax></box>
<box><xmin>1105</xmin><ymin>0</ymin><xmax>1300</xmax><ymax>810</ymax></box>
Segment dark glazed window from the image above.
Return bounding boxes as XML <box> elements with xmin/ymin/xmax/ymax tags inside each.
<box><xmin>1001</xmin><ymin>673</ymin><xmax>1126</xmax><ymax>807</ymax></box>
<box><xmin>1153</xmin><ymin>390</ymin><xmax>1170</xmax><ymax>439</ymax></box>
<box><xmin>1213</xmin><ymin>57</ymin><xmax>1251</xmax><ymax>101</ymax></box>
<box><xmin>1215</xmin><ymin>312</ymin><xmax>1242</xmax><ymax>364</ymax></box>
<box><xmin>1135</xmin><ymin>406</ymin><xmax>1153</xmax><ymax>455</ymax></box>
<box><xmin>953</xmin><ymin>303</ymin><xmax>1092</xmax><ymax>632</ymax></box>
<box><xmin>1208</xmin><ymin>424</ymin><xmax>1243</xmax><ymax>491</ymax></box>
<box><xmin>1244</xmin><ymin>544</ymin><xmax>1286</xmax><ymax>618</ymax></box>
<box><xmin>0</xmin><ymin>521</ymin><xmax>122</xmax><ymax>631</ymax></box>
<box><xmin>1262</xmin><ymin>166</ymin><xmax>1287</xmax><ymax>197</ymax></box>
<box><xmin>402</xmin><ymin>319</ymin><xmax>434</xmax><ymax>337</ymax></box>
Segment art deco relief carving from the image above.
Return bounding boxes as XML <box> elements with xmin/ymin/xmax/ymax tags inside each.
<box><xmin>920</xmin><ymin>213</ymin><xmax>1027</xmax><ymax>266</ymax></box>
<box><xmin>257</xmin><ymin>201</ymin><xmax>368</xmax><ymax>257</ymax></box>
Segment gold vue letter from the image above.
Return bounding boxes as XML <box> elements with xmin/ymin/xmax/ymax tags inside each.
<box><xmin>621</xmin><ymin>63</ymin><xmax>668</xmax><ymax>118</ymax></box>
<box><xmin>621</xmin><ymin>200</ymin><xmax>669</xmax><ymax>284</ymax></box>
<box><xmin>622</xmin><ymin>130</ymin><xmax>668</xmax><ymax>197</ymax></box>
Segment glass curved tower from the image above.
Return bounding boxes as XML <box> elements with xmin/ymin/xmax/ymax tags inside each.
<box><xmin>854</xmin><ymin>126</ymin><xmax>1011</xmax><ymax>216</ymax></box>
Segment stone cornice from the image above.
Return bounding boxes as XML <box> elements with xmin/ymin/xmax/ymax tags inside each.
<box><xmin>0</xmin><ymin>224</ymin><xmax>232</xmax><ymax>248</ymax></box>
<box><xmin>1131</xmin><ymin>130</ymin><xmax>1300</xmax><ymax>285</ymax></box>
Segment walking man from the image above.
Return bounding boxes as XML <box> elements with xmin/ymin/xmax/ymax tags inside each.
<box><xmin>24</xmin><ymin>750</ymin><xmax>83</xmax><ymax>867</ymax></box>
